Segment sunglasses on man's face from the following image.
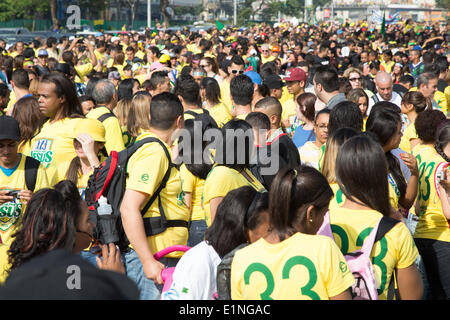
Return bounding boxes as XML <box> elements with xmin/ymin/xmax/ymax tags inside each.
<box><xmin>231</xmin><ymin>70</ymin><xmax>244</xmax><ymax>74</ymax></box>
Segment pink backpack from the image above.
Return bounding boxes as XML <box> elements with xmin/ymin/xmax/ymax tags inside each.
<box><xmin>318</xmin><ymin>212</ymin><xmax>397</xmax><ymax>300</ymax></box>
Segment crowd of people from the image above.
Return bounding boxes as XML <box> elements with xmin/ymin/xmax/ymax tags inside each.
<box><xmin>0</xmin><ymin>17</ymin><xmax>448</xmax><ymax>300</ymax></box>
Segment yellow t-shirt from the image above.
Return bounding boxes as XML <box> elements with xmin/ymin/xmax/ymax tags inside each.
<box><xmin>279</xmin><ymin>86</ymin><xmax>292</xmax><ymax>105</ymax></box>
<box><xmin>219</xmin><ymin>79</ymin><xmax>233</xmax><ymax>114</ymax></box>
<box><xmin>202</xmin><ymin>165</ymin><xmax>265</xmax><ymax>226</ymax></box>
<box><xmin>298</xmin><ymin>141</ymin><xmax>320</xmax><ymax>170</ymax></box>
<box><xmin>399</xmin><ymin>122</ymin><xmax>418</xmax><ymax>154</ymax></box>
<box><xmin>234</xmin><ymin>113</ymin><xmax>250</xmax><ymax>120</ymax></box>
<box><xmin>86</xmin><ymin>107</ymin><xmax>125</xmax><ymax>155</ymax></box>
<box><xmin>0</xmin><ymin>155</ymin><xmax>51</xmax><ymax>282</ymax></box>
<box><xmin>388</xmin><ymin>173</ymin><xmax>402</xmax><ymax>211</ymax></box>
<box><xmin>412</xmin><ymin>144</ymin><xmax>450</xmax><ymax>242</ymax></box>
<box><xmin>206</xmin><ymin>102</ymin><xmax>232</xmax><ymax>128</ymax></box>
<box><xmin>231</xmin><ymin>232</ymin><xmax>355</xmax><ymax>300</ymax></box>
<box><xmin>75</xmin><ymin>62</ymin><xmax>93</xmax><ymax>84</ymax></box>
<box><xmin>180</xmin><ymin>164</ymin><xmax>205</xmax><ymax>222</ymax></box>
<box><xmin>329</xmin><ymin>182</ymin><xmax>345</xmax><ymax>211</ymax></box>
<box><xmin>282</xmin><ymin>98</ymin><xmax>297</xmax><ymax>126</ymax></box>
<box><xmin>28</xmin><ymin>118</ymin><xmax>80</xmax><ymax>169</ymax></box>
<box><xmin>380</xmin><ymin>61</ymin><xmax>395</xmax><ymax>74</ymax></box>
<box><xmin>329</xmin><ymin>207</ymin><xmax>419</xmax><ymax>299</ymax></box>
<box><xmin>261</xmin><ymin>55</ymin><xmax>276</xmax><ymax>65</ymax></box>
<box><xmin>126</xmin><ymin>132</ymin><xmax>189</xmax><ymax>258</ymax></box>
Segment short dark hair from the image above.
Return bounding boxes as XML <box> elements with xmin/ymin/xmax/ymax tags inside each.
<box><xmin>399</xmin><ymin>74</ymin><xmax>414</xmax><ymax>86</ymax></box>
<box><xmin>0</xmin><ymin>83</ymin><xmax>9</xmax><ymax>97</ymax></box>
<box><xmin>150</xmin><ymin>71</ymin><xmax>168</xmax><ymax>90</ymax></box>
<box><xmin>230</xmin><ymin>55</ymin><xmax>245</xmax><ymax>66</ymax></box>
<box><xmin>11</xmin><ymin>68</ymin><xmax>29</xmax><ymax>89</ymax></box>
<box><xmin>230</xmin><ymin>75</ymin><xmax>254</xmax><ymax>106</ymax></box>
<box><xmin>415</xmin><ymin>109</ymin><xmax>447</xmax><ymax>143</ymax></box>
<box><xmin>254</xmin><ymin>96</ymin><xmax>282</xmax><ymax>120</ymax></box>
<box><xmin>313</xmin><ymin>65</ymin><xmax>339</xmax><ymax>93</ymax></box>
<box><xmin>174</xmin><ymin>78</ymin><xmax>201</xmax><ymax>106</ymax></box>
<box><xmin>245</xmin><ymin>111</ymin><xmax>271</xmax><ymax>131</ymax></box>
<box><xmin>149</xmin><ymin>92</ymin><xmax>183</xmax><ymax>130</ymax></box>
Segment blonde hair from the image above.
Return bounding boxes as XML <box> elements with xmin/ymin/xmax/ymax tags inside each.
<box><xmin>321</xmin><ymin>138</ymin><xmax>340</xmax><ymax>184</ymax></box>
<box><xmin>322</xmin><ymin>128</ymin><xmax>359</xmax><ymax>184</ymax></box>
<box><xmin>127</xmin><ymin>94</ymin><xmax>151</xmax><ymax>137</ymax></box>
<box><xmin>343</xmin><ymin>67</ymin><xmax>362</xmax><ymax>79</ymax></box>
<box><xmin>114</xmin><ymin>97</ymin><xmax>132</xmax><ymax>127</ymax></box>
<box><xmin>28</xmin><ymin>78</ymin><xmax>39</xmax><ymax>97</ymax></box>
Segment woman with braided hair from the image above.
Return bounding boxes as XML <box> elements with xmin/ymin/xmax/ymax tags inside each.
<box><xmin>412</xmin><ymin>111</ymin><xmax>450</xmax><ymax>299</ymax></box>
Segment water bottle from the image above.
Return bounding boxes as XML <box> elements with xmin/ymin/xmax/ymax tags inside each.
<box><xmin>97</xmin><ymin>196</ymin><xmax>118</xmax><ymax>244</ymax></box>
<box><xmin>97</xmin><ymin>196</ymin><xmax>112</xmax><ymax>216</ymax></box>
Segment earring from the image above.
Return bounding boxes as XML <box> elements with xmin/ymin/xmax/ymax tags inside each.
<box><xmin>309</xmin><ymin>219</ymin><xmax>313</xmax><ymax>223</ymax></box>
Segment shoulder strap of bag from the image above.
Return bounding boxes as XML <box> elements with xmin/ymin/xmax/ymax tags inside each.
<box><xmin>376</xmin><ymin>216</ymin><xmax>401</xmax><ymax>300</ymax></box>
<box><xmin>24</xmin><ymin>156</ymin><xmax>40</xmax><ymax>192</ymax></box>
<box><xmin>97</xmin><ymin>108</ymin><xmax>116</xmax><ymax>123</ymax></box>
<box><xmin>137</xmin><ymin>138</ymin><xmax>174</xmax><ymax>215</ymax></box>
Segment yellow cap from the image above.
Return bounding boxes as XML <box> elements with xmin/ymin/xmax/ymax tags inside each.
<box><xmin>159</xmin><ymin>54</ymin><xmax>170</xmax><ymax>63</ymax></box>
<box><xmin>73</xmin><ymin>118</ymin><xmax>106</xmax><ymax>142</ymax></box>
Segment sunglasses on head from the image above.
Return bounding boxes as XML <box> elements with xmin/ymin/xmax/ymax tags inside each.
<box><xmin>231</xmin><ymin>70</ymin><xmax>244</xmax><ymax>74</ymax></box>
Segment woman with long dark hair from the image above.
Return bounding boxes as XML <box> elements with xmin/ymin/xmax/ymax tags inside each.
<box><xmin>177</xmin><ymin>115</ymin><xmax>218</xmax><ymax>247</ymax></box>
<box><xmin>199</xmin><ymin>77</ymin><xmax>232</xmax><ymax>128</ymax></box>
<box><xmin>231</xmin><ymin>165</ymin><xmax>354</xmax><ymax>300</ymax></box>
<box><xmin>203</xmin><ymin>119</ymin><xmax>265</xmax><ymax>225</ymax></box>
<box><xmin>329</xmin><ymin>134</ymin><xmax>423</xmax><ymax>299</ymax></box>
<box><xmin>366</xmin><ymin>106</ymin><xmax>419</xmax><ymax>215</ymax></box>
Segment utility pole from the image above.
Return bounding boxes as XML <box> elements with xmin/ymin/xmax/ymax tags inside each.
<box><xmin>234</xmin><ymin>0</ymin><xmax>237</xmax><ymax>26</ymax></box>
<box><xmin>147</xmin><ymin>0</ymin><xmax>151</xmax><ymax>28</ymax></box>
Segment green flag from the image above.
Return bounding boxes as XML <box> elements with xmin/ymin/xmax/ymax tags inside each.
<box><xmin>381</xmin><ymin>11</ymin><xmax>386</xmax><ymax>40</ymax></box>
<box><xmin>216</xmin><ymin>20</ymin><xmax>224</xmax><ymax>31</ymax></box>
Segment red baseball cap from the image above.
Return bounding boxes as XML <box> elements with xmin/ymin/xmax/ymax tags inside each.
<box><xmin>284</xmin><ymin>68</ymin><xmax>307</xmax><ymax>82</ymax></box>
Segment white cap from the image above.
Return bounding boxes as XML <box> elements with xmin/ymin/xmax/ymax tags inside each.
<box><xmin>341</xmin><ymin>46</ymin><xmax>350</xmax><ymax>57</ymax></box>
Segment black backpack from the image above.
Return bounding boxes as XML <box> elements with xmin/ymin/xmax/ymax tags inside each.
<box><xmin>215</xmin><ymin>243</ymin><xmax>248</xmax><ymax>300</ymax></box>
<box><xmin>85</xmin><ymin>137</ymin><xmax>188</xmax><ymax>252</ymax></box>
<box><xmin>184</xmin><ymin>109</ymin><xmax>218</xmax><ymax>128</ymax></box>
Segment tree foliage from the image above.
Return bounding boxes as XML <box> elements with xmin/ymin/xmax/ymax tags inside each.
<box><xmin>0</xmin><ymin>0</ymin><xmax>49</xmax><ymax>21</ymax></box>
